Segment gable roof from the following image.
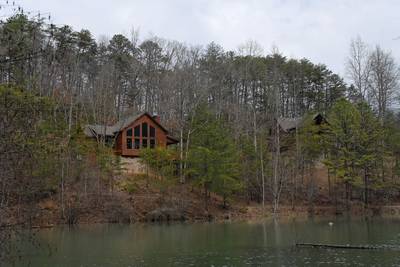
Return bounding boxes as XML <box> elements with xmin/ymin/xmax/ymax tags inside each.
<box><xmin>115</xmin><ymin>112</ymin><xmax>169</xmax><ymax>133</ymax></box>
<box><xmin>167</xmin><ymin>135</ymin><xmax>179</xmax><ymax>145</ymax></box>
<box><xmin>277</xmin><ymin>117</ymin><xmax>302</xmax><ymax>132</ymax></box>
<box><xmin>112</xmin><ymin>112</ymin><xmax>142</xmax><ymax>132</ymax></box>
<box><xmin>278</xmin><ymin>113</ymin><xmax>325</xmax><ymax>133</ymax></box>
<box><xmin>84</xmin><ymin>112</ymin><xmax>169</xmax><ymax>137</ymax></box>
<box><xmin>84</xmin><ymin>124</ymin><xmax>116</xmax><ymax>137</ymax></box>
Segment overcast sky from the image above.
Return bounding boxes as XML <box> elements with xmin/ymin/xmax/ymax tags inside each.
<box><xmin>18</xmin><ymin>0</ymin><xmax>400</xmax><ymax>78</ymax></box>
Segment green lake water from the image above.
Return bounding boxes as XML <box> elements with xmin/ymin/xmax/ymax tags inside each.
<box><xmin>6</xmin><ymin>217</ymin><xmax>400</xmax><ymax>267</ymax></box>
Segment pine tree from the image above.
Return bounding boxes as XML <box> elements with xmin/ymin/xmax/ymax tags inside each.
<box><xmin>355</xmin><ymin>102</ymin><xmax>382</xmax><ymax>207</ymax></box>
<box><xmin>324</xmin><ymin>99</ymin><xmax>361</xmax><ymax>209</ymax></box>
<box><xmin>187</xmin><ymin>106</ymin><xmax>242</xmax><ymax>209</ymax></box>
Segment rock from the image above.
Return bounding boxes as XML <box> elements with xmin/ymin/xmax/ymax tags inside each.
<box><xmin>39</xmin><ymin>199</ymin><xmax>57</xmax><ymax>210</ymax></box>
<box><xmin>224</xmin><ymin>213</ymin><xmax>231</xmax><ymax>220</ymax></box>
<box><xmin>145</xmin><ymin>208</ymin><xmax>185</xmax><ymax>222</ymax></box>
<box><xmin>204</xmin><ymin>211</ymin><xmax>214</xmax><ymax>222</ymax></box>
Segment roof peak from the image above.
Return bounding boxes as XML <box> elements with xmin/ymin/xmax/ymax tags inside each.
<box><xmin>84</xmin><ymin>112</ymin><xmax>168</xmax><ymax>137</ymax></box>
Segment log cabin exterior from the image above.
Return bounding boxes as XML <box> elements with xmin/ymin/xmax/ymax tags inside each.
<box><xmin>277</xmin><ymin>113</ymin><xmax>326</xmax><ymax>133</ymax></box>
<box><xmin>277</xmin><ymin>113</ymin><xmax>327</xmax><ymax>151</ymax></box>
<box><xmin>84</xmin><ymin>112</ymin><xmax>178</xmax><ymax>157</ymax></box>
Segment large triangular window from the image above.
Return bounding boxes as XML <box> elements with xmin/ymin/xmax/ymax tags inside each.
<box><xmin>126</xmin><ymin>122</ymin><xmax>157</xmax><ymax>149</ymax></box>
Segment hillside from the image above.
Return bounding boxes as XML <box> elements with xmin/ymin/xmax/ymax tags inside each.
<box><xmin>4</xmin><ymin>163</ymin><xmax>400</xmax><ymax>229</ymax></box>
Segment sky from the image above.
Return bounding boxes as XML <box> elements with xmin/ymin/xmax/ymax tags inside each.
<box><xmin>13</xmin><ymin>0</ymin><xmax>400</xmax><ymax>78</ymax></box>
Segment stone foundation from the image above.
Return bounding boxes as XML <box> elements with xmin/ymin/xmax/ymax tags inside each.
<box><xmin>120</xmin><ymin>157</ymin><xmax>148</xmax><ymax>174</ymax></box>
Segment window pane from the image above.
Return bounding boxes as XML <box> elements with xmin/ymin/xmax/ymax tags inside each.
<box><xmin>127</xmin><ymin>138</ymin><xmax>132</xmax><ymax>149</ymax></box>
<box><xmin>150</xmin><ymin>139</ymin><xmax>155</xmax><ymax>148</ymax></box>
<box><xmin>134</xmin><ymin>125</ymin><xmax>140</xmax><ymax>137</ymax></box>
<box><xmin>142</xmin><ymin>123</ymin><xmax>148</xmax><ymax>137</ymax></box>
<box><xmin>134</xmin><ymin>139</ymin><xmax>140</xmax><ymax>149</ymax></box>
<box><xmin>142</xmin><ymin>139</ymin><xmax>147</xmax><ymax>148</ymax></box>
<box><xmin>150</xmin><ymin>126</ymin><xmax>155</xmax><ymax>138</ymax></box>
<box><xmin>127</xmin><ymin>128</ymin><xmax>132</xmax><ymax>136</ymax></box>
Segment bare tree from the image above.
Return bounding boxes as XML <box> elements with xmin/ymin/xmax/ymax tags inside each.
<box><xmin>346</xmin><ymin>36</ymin><xmax>371</xmax><ymax>102</ymax></box>
<box><xmin>368</xmin><ymin>45</ymin><xmax>399</xmax><ymax>124</ymax></box>
<box><xmin>237</xmin><ymin>39</ymin><xmax>264</xmax><ymax>57</ymax></box>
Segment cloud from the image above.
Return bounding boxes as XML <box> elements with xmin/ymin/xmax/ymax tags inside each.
<box><xmin>20</xmin><ymin>0</ymin><xmax>400</xmax><ymax>78</ymax></box>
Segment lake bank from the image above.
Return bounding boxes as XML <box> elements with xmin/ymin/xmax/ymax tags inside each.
<box><xmin>4</xmin><ymin>179</ymin><xmax>400</xmax><ymax>228</ymax></box>
<box><xmin>6</xmin><ymin>200</ymin><xmax>400</xmax><ymax>229</ymax></box>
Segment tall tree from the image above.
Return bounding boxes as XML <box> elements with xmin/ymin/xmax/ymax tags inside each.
<box><xmin>368</xmin><ymin>45</ymin><xmax>399</xmax><ymax>124</ymax></box>
<box><xmin>324</xmin><ymin>99</ymin><xmax>361</xmax><ymax>209</ymax></box>
<box><xmin>346</xmin><ymin>37</ymin><xmax>371</xmax><ymax>102</ymax></box>
<box><xmin>187</xmin><ymin>106</ymin><xmax>241</xmax><ymax>209</ymax></box>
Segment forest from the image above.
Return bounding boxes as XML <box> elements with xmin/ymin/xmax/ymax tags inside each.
<box><xmin>1</xmin><ymin>9</ymin><xmax>400</xmax><ymax>245</ymax></box>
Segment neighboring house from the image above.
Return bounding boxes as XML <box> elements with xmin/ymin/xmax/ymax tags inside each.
<box><xmin>277</xmin><ymin>113</ymin><xmax>326</xmax><ymax>133</ymax></box>
<box><xmin>277</xmin><ymin>113</ymin><xmax>327</xmax><ymax>151</ymax></box>
<box><xmin>84</xmin><ymin>112</ymin><xmax>179</xmax><ymax>157</ymax></box>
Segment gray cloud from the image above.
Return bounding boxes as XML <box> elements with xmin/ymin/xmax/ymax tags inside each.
<box><xmin>20</xmin><ymin>0</ymin><xmax>400</xmax><ymax>77</ymax></box>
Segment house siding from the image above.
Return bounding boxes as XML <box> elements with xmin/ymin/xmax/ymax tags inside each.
<box><xmin>119</xmin><ymin>114</ymin><xmax>168</xmax><ymax>157</ymax></box>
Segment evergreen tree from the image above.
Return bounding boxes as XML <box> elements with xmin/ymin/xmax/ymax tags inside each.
<box><xmin>324</xmin><ymin>99</ymin><xmax>361</xmax><ymax>208</ymax></box>
<box><xmin>355</xmin><ymin>102</ymin><xmax>383</xmax><ymax>207</ymax></box>
<box><xmin>187</xmin><ymin>106</ymin><xmax>242</xmax><ymax>209</ymax></box>
<box><xmin>140</xmin><ymin>146</ymin><xmax>178</xmax><ymax>195</ymax></box>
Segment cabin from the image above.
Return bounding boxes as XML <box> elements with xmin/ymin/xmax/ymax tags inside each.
<box><xmin>84</xmin><ymin>112</ymin><xmax>179</xmax><ymax>157</ymax></box>
<box><xmin>277</xmin><ymin>113</ymin><xmax>327</xmax><ymax>151</ymax></box>
<box><xmin>277</xmin><ymin>113</ymin><xmax>326</xmax><ymax>133</ymax></box>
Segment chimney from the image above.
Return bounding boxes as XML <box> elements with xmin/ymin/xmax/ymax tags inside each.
<box><xmin>153</xmin><ymin>114</ymin><xmax>161</xmax><ymax>124</ymax></box>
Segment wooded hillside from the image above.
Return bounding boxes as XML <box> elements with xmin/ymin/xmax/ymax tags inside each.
<box><xmin>1</xmin><ymin>11</ymin><xmax>400</xmax><ymax>240</ymax></box>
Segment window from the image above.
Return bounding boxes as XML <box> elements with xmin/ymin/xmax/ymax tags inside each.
<box><xmin>132</xmin><ymin>122</ymin><xmax>156</xmax><ymax>150</ymax></box>
<box><xmin>134</xmin><ymin>139</ymin><xmax>140</xmax><ymax>149</ymax></box>
<box><xmin>134</xmin><ymin>125</ymin><xmax>140</xmax><ymax>137</ymax></box>
<box><xmin>142</xmin><ymin>123</ymin><xmax>148</xmax><ymax>137</ymax></box>
<box><xmin>126</xmin><ymin>125</ymin><xmax>141</xmax><ymax>150</ymax></box>
<box><xmin>127</xmin><ymin>138</ymin><xmax>132</xmax><ymax>149</ymax></box>
<box><xmin>150</xmin><ymin>139</ymin><xmax>155</xmax><ymax>148</ymax></box>
<box><xmin>127</xmin><ymin>128</ymin><xmax>134</xmax><ymax>149</ymax></box>
<box><xmin>142</xmin><ymin>139</ymin><xmax>148</xmax><ymax>148</ymax></box>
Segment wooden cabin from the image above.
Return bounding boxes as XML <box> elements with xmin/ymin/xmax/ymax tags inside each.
<box><xmin>278</xmin><ymin>113</ymin><xmax>326</xmax><ymax>133</ymax></box>
<box><xmin>84</xmin><ymin>112</ymin><xmax>179</xmax><ymax>157</ymax></box>
<box><xmin>277</xmin><ymin>113</ymin><xmax>327</xmax><ymax>151</ymax></box>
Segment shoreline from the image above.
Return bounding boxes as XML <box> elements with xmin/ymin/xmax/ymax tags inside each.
<box><xmin>10</xmin><ymin>203</ymin><xmax>400</xmax><ymax>230</ymax></box>
<box><xmin>5</xmin><ymin>183</ymin><xmax>400</xmax><ymax>229</ymax></box>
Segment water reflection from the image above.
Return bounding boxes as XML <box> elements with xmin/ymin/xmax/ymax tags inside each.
<box><xmin>7</xmin><ymin>217</ymin><xmax>400</xmax><ymax>267</ymax></box>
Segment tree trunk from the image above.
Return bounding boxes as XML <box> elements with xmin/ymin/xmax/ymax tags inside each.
<box><xmin>272</xmin><ymin>116</ymin><xmax>280</xmax><ymax>214</ymax></box>
<box><xmin>179</xmin><ymin>129</ymin><xmax>185</xmax><ymax>183</ymax></box>
<box><xmin>204</xmin><ymin>184</ymin><xmax>209</xmax><ymax>211</ymax></box>
<box><xmin>364</xmin><ymin>167</ymin><xmax>369</xmax><ymax>208</ymax></box>
<box><xmin>60</xmin><ymin>161</ymin><xmax>65</xmax><ymax>219</ymax></box>
<box><xmin>260</xmin><ymin>141</ymin><xmax>265</xmax><ymax>209</ymax></box>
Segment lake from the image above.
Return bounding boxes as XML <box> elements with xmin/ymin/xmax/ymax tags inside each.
<box><xmin>6</xmin><ymin>217</ymin><xmax>400</xmax><ymax>267</ymax></box>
